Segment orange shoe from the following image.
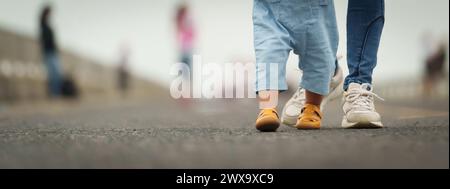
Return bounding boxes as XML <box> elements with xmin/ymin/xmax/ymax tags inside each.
<box><xmin>296</xmin><ymin>104</ymin><xmax>322</xmax><ymax>130</ymax></box>
<box><xmin>255</xmin><ymin>108</ymin><xmax>280</xmax><ymax>132</ymax></box>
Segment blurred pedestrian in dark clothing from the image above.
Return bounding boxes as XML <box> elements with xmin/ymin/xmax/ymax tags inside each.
<box><xmin>425</xmin><ymin>42</ymin><xmax>447</xmax><ymax>79</ymax></box>
<box><xmin>39</xmin><ymin>5</ymin><xmax>62</xmax><ymax>97</ymax></box>
<box><xmin>423</xmin><ymin>38</ymin><xmax>448</xmax><ymax>98</ymax></box>
<box><xmin>117</xmin><ymin>45</ymin><xmax>131</xmax><ymax>98</ymax></box>
<box><xmin>118</xmin><ymin>59</ymin><xmax>130</xmax><ymax>97</ymax></box>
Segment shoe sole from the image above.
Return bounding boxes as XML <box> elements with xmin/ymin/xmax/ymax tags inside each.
<box><xmin>296</xmin><ymin>124</ymin><xmax>320</xmax><ymax>130</ymax></box>
<box><xmin>341</xmin><ymin>117</ymin><xmax>383</xmax><ymax>129</ymax></box>
<box><xmin>281</xmin><ymin>116</ymin><xmax>297</xmax><ymax>127</ymax></box>
<box><xmin>256</xmin><ymin>122</ymin><xmax>280</xmax><ymax>132</ymax></box>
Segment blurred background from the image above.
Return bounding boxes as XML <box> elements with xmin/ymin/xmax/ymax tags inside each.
<box><xmin>0</xmin><ymin>0</ymin><xmax>449</xmax><ymax>105</ymax></box>
<box><xmin>0</xmin><ymin>0</ymin><xmax>448</xmax><ymax>169</ymax></box>
<box><xmin>0</xmin><ymin>0</ymin><xmax>448</xmax><ymax>107</ymax></box>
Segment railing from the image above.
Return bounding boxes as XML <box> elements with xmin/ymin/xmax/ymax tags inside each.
<box><xmin>0</xmin><ymin>28</ymin><xmax>161</xmax><ymax>103</ymax></box>
<box><xmin>376</xmin><ymin>75</ymin><xmax>449</xmax><ymax>102</ymax></box>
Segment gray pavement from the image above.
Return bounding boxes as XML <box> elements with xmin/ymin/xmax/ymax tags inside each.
<box><xmin>0</xmin><ymin>96</ymin><xmax>448</xmax><ymax>168</ymax></box>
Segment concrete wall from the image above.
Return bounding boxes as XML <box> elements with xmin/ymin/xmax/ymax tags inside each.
<box><xmin>0</xmin><ymin>28</ymin><xmax>161</xmax><ymax>103</ymax></box>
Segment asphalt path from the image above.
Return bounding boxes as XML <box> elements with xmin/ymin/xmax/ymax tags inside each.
<box><xmin>0</xmin><ymin>95</ymin><xmax>448</xmax><ymax>168</ymax></box>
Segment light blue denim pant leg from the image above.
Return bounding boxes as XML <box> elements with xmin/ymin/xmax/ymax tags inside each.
<box><xmin>253</xmin><ymin>0</ymin><xmax>338</xmax><ymax>96</ymax></box>
<box><xmin>44</xmin><ymin>51</ymin><xmax>62</xmax><ymax>96</ymax></box>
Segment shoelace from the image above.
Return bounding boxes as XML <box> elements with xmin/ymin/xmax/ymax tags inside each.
<box><xmin>345</xmin><ymin>85</ymin><xmax>384</xmax><ymax>111</ymax></box>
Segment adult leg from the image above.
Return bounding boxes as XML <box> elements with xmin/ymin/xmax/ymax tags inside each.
<box><xmin>45</xmin><ymin>52</ymin><xmax>62</xmax><ymax>97</ymax></box>
<box><xmin>344</xmin><ymin>0</ymin><xmax>385</xmax><ymax>90</ymax></box>
<box><xmin>341</xmin><ymin>0</ymin><xmax>385</xmax><ymax>128</ymax></box>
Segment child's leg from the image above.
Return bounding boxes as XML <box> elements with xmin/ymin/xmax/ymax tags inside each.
<box><xmin>253</xmin><ymin>0</ymin><xmax>292</xmax><ymax>94</ymax></box>
<box><xmin>258</xmin><ymin>90</ymin><xmax>279</xmax><ymax>109</ymax></box>
<box><xmin>255</xmin><ymin>90</ymin><xmax>280</xmax><ymax>132</ymax></box>
<box><xmin>294</xmin><ymin>0</ymin><xmax>338</xmax><ymax>129</ymax></box>
<box><xmin>253</xmin><ymin>0</ymin><xmax>294</xmax><ymax>132</ymax></box>
<box><xmin>296</xmin><ymin>0</ymin><xmax>338</xmax><ymax>97</ymax></box>
<box><xmin>305</xmin><ymin>90</ymin><xmax>323</xmax><ymax>107</ymax></box>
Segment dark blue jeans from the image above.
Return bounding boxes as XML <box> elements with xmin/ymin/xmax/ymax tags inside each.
<box><xmin>344</xmin><ymin>0</ymin><xmax>385</xmax><ymax>90</ymax></box>
<box><xmin>44</xmin><ymin>51</ymin><xmax>62</xmax><ymax>97</ymax></box>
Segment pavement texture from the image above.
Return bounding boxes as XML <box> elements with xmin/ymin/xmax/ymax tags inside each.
<box><xmin>0</xmin><ymin>94</ymin><xmax>448</xmax><ymax>168</ymax></box>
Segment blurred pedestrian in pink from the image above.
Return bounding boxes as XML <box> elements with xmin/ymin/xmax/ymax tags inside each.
<box><xmin>176</xmin><ymin>3</ymin><xmax>196</xmax><ymax>69</ymax></box>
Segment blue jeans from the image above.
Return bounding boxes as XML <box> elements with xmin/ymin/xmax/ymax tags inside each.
<box><xmin>44</xmin><ymin>52</ymin><xmax>62</xmax><ymax>96</ymax></box>
<box><xmin>180</xmin><ymin>51</ymin><xmax>193</xmax><ymax>81</ymax></box>
<box><xmin>344</xmin><ymin>0</ymin><xmax>385</xmax><ymax>90</ymax></box>
<box><xmin>253</xmin><ymin>0</ymin><xmax>338</xmax><ymax>96</ymax></box>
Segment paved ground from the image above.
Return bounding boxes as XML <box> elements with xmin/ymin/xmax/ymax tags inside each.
<box><xmin>0</xmin><ymin>94</ymin><xmax>448</xmax><ymax>168</ymax></box>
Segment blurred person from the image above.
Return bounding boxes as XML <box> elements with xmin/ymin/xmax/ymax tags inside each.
<box><xmin>175</xmin><ymin>2</ymin><xmax>195</xmax><ymax>72</ymax></box>
<box><xmin>117</xmin><ymin>44</ymin><xmax>131</xmax><ymax>98</ymax></box>
<box><xmin>422</xmin><ymin>35</ymin><xmax>448</xmax><ymax>98</ymax></box>
<box><xmin>174</xmin><ymin>2</ymin><xmax>196</xmax><ymax>107</ymax></box>
<box><xmin>39</xmin><ymin>4</ymin><xmax>62</xmax><ymax>98</ymax></box>
<box><xmin>61</xmin><ymin>73</ymin><xmax>79</xmax><ymax>99</ymax></box>
<box><xmin>253</xmin><ymin>0</ymin><xmax>339</xmax><ymax>132</ymax></box>
<box><xmin>282</xmin><ymin>0</ymin><xmax>386</xmax><ymax>129</ymax></box>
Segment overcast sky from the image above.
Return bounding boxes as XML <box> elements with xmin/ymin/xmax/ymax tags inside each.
<box><xmin>0</xmin><ymin>0</ymin><xmax>449</xmax><ymax>86</ymax></box>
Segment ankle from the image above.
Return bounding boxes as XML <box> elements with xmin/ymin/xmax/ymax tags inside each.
<box><xmin>305</xmin><ymin>90</ymin><xmax>323</xmax><ymax>106</ymax></box>
<box><xmin>304</xmin><ymin>103</ymin><xmax>320</xmax><ymax>110</ymax></box>
<box><xmin>305</xmin><ymin>101</ymin><xmax>321</xmax><ymax>107</ymax></box>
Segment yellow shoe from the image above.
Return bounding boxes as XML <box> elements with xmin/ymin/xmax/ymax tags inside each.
<box><xmin>296</xmin><ymin>104</ymin><xmax>322</xmax><ymax>130</ymax></box>
<box><xmin>255</xmin><ymin>108</ymin><xmax>280</xmax><ymax>132</ymax></box>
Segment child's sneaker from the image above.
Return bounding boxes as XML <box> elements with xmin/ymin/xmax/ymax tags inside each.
<box><xmin>341</xmin><ymin>83</ymin><xmax>384</xmax><ymax>128</ymax></box>
<box><xmin>255</xmin><ymin>108</ymin><xmax>280</xmax><ymax>132</ymax></box>
<box><xmin>296</xmin><ymin>104</ymin><xmax>322</xmax><ymax>130</ymax></box>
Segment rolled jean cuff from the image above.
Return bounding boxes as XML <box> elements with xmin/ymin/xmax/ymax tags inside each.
<box><xmin>255</xmin><ymin>86</ymin><xmax>288</xmax><ymax>93</ymax></box>
<box><xmin>300</xmin><ymin>81</ymin><xmax>329</xmax><ymax>96</ymax></box>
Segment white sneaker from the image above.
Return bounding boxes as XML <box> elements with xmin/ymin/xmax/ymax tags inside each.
<box><xmin>281</xmin><ymin>65</ymin><xmax>344</xmax><ymax>126</ymax></box>
<box><xmin>341</xmin><ymin>83</ymin><xmax>384</xmax><ymax>128</ymax></box>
